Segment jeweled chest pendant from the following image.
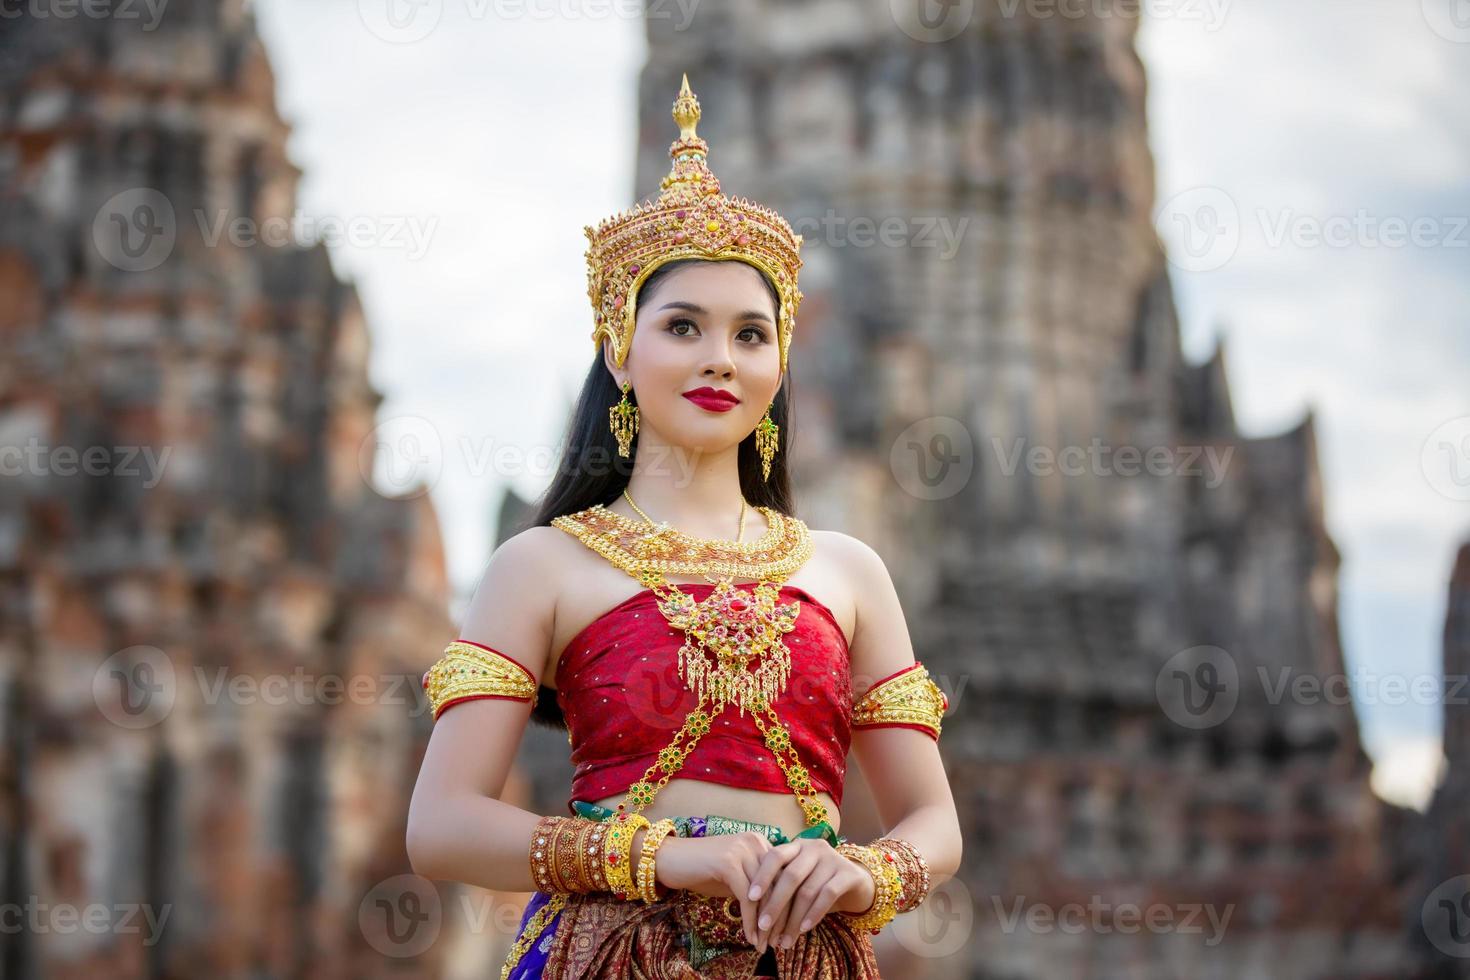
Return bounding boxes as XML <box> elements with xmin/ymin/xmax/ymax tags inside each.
<box><xmin>657</xmin><ymin>580</ymin><xmax>800</xmax><ymax>716</ymax></box>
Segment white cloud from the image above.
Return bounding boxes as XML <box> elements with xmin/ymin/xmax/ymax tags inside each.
<box><xmin>1368</xmin><ymin>733</ymin><xmax>1445</xmax><ymax>812</ymax></box>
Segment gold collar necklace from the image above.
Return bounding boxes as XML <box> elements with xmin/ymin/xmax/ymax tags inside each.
<box><xmin>622</xmin><ymin>489</ymin><xmax>748</xmax><ymax>578</ymax></box>
<box><xmin>550</xmin><ymin>491</ymin><xmax>829</xmax><ymax>828</ymax></box>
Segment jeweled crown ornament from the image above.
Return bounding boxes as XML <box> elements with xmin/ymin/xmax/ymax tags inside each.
<box><xmin>585</xmin><ymin>73</ymin><xmax>805</xmax><ymax>373</ymax></box>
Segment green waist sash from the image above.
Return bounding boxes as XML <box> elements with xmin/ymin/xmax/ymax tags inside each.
<box><xmin>571</xmin><ymin>799</ymin><xmax>843</xmax><ymax>847</ymax></box>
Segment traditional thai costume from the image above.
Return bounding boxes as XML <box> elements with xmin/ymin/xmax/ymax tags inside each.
<box><xmin>419</xmin><ymin>75</ymin><xmax>949</xmax><ymax>979</ymax></box>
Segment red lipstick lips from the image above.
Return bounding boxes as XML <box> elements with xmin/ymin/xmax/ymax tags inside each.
<box><xmin>682</xmin><ymin>387</ymin><xmax>740</xmax><ymax>412</ymax></box>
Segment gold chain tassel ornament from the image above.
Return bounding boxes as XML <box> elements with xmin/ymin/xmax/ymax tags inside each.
<box><xmin>754</xmin><ymin>404</ymin><xmax>779</xmax><ymax>480</ymax></box>
<box><xmin>609</xmin><ymin>381</ymin><xmax>639</xmax><ymax>457</ymax></box>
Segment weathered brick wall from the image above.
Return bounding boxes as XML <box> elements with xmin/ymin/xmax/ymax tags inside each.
<box><xmin>0</xmin><ymin>5</ymin><xmax>461</xmax><ymax>977</ymax></box>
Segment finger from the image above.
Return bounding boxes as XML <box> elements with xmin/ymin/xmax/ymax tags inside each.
<box><xmin>759</xmin><ymin>850</ymin><xmax>818</xmax><ymax>949</ymax></box>
<box><xmin>786</xmin><ymin>867</ymin><xmax>840</xmax><ymax>942</ymax></box>
<box><xmin>747</xmin><ymin>841</ymin><xmax>798</xmax><ymax>903</ymax></box>
<box><xmin>738</xmin><ymin>848</ymin><xmax>763</xmax><ymax>948</ymax></box>
<box><xmin>752</xmin><ymin>843</ymin><xmax>802</xmax><ymax>948</ymax></box>
<box><xmin>750</xmin><ymin>843</ymin><xmax>800</xmax><ymax>949</ymax></box>
<box><xmin>763</xmin><ymin>864</ymin><xmax>807</xmax><ymax>950</ymax></box>
<box><xmin>735</xmin><ymin>832</ymin><xmax>772</xmax><ymax>948</ymax></box>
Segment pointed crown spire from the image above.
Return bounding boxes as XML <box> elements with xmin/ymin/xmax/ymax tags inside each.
<box><xmin>584</xmin><ymin>73</ymin><xmax>804</xmax><ymax>372</ymax></box>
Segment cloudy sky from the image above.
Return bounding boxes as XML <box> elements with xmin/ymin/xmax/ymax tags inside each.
<box><xmin>249</xmin><ymin>0</ymin><xmax>1469</xmax><ymax>809</ymax></box>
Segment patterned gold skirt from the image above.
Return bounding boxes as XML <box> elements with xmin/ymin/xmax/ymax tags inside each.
<box><xmin>505</xmin><ymin>802</ymin><xmax>880</xmax><ymax>979</ymax></box>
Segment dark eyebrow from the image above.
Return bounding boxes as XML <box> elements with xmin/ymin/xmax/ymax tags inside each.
<box><xmin>655</xmin><ymin>300</ymin><xmax>774</xmax><ymax>326</ymax></box>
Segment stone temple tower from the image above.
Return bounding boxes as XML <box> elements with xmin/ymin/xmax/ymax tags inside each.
<box><xmin>0</xmin><ymin>3</ymin><xmax>453</xmax><ymax>977</ymax></box>
<box><xmin>1419</xmin><ymin>542</ymin><xmax>1470</xmax><ymax>974</ymax></box>
<box><xmin>1435</xmin><ymin>543</ymin><xmax>1470</xmax><ymax>856</ymax></box>
<box><xmin>627</xmin><ymin>4</ymin><xmax>1422</xmax><ymax>977</ymax></box>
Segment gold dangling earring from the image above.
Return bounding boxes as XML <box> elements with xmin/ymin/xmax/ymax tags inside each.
<box><xmin>609</xmin><ymin>380</ymin><xmax>639</xmax><ymax>458</ymax></box>
<box><xmin>754</xmin><ymin>403</ymin><xmax>779</xmax><ymax>480</ymax></box>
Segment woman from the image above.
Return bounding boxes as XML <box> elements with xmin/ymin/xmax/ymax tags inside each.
<box><xmin>406</xmin><ymin>75</ymin><xmax>962</xmax><ymax>978</ymax></box>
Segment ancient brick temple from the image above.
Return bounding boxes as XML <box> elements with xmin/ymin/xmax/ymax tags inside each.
<box><xmin>0</xmin><ymin>3</ymin><xmax>453</xmax><ymax>978</ymax></box>
<box><xmin>582</xmin><ymin>4</ymin><xmax>1439</xmax><ymax>978</ymax></box>
<box><xmin>1419</xmin><ymin>543</ymin><xmax>1470</xmax><ymax>975</ymax></box>
<box><xmin>2</xmin><ymin>1</ymin><xmax>1461</xmax><ymax>979</ymax></box>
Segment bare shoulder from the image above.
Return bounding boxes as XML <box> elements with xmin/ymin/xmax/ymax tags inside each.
<box><xmin>457</xmin><ymin>525</ymin><xmax>566</xmax><ymax>684</ymax></box>
<box><xmin>479</xmin><ymin>524</ymin><xmax>566</xmax><ymax>579</ymax></box>
<box><xmin>804</xmin><ymin>528</ymin><xmax>891</xmax><ymax>649</ymax></box>
<box><xmin>513</xmin><ymin>520</ymin><xmax>597</xmax><ymax>581</ymax></box>
<box><xmin>807</xmin><ymin>528</ymin><xmax>911</xmax><ymax>683</ymax></box>
<box><xmin>809</xmin><ymin>527</ymin><xmax>887</xmax><ymax>583</ymax></box>
<box><xmin>469</xmin><ymin>523</ymin><xmax>590</xmax><ymax>609</ymax></box>
<box><xmin>502</xmin><ymin>523</ymin><xmax>575</xmax><ymax>564</ymax></box>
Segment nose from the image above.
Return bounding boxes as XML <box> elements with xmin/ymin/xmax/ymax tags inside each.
<box><xmin>700</xmin><ymin>334</ymin><xmax>736</xmax><ymax>377</ymax></box>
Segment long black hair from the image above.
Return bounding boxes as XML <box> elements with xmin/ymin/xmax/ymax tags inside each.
<box><xmin>518</xmin><ymin>258</ymin><xmax>797</xmax><ymax>729</ymax></box>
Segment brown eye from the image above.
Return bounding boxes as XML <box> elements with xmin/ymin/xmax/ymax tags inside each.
<box><xmin>668</xmin><ymin>318</ymin><xmax>698</xmax><ymax>336</ymax></box>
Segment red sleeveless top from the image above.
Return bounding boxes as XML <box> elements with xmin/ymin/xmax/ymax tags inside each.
<box><xmin>554</xmin><ymin>582</ymin><xmax>852</xmax><ymax>816</ymax></box>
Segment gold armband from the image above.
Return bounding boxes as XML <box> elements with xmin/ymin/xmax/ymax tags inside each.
<box><xmin>421</xmin><ymin>639</ymin><xmax>538</xmax><ymax>721</ymax></box>
<box><xmin>852</xmin><ymin>662</ymin><xmax>947</xmax><ymax>741</ymax></box>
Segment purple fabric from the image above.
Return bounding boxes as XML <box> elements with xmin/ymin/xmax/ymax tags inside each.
<box><xmin>505</xmin><ymin>890</ymin><xmax>558</xmax><ymax>979</ymax></box>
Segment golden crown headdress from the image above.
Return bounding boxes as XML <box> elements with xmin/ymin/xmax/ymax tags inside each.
<box><xmin>585</xmin><ymin>74</ymin><xmax>804</xmax><ymax>374</ymax></box>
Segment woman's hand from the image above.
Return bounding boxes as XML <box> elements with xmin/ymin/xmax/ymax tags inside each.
<box><xmin>650</xmin><ymin>831</ymin><xmax>776</xmax><ymax>949</ymax></box>
<box><xmin>745</xmin><ymin>839</ymin><xmax>876</xmax><ymax>953</ymax></box>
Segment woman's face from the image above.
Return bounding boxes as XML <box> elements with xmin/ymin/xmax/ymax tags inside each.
<box><xmin>607</xmin><ymin>260</ymin><xmax>782</xmax><ymax>458</ymax></box>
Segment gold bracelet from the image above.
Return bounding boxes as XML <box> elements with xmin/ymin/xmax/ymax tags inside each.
<box><xmin>835</xmin><ymin>842</ymin><xmax>901</xmax><ymax>935</ymax></box>
<box><xmin>529</xmin><ymin>815</ymin><xmax>562</xmax><ymax>893</ymax></box>
<box><xmin>529</xmin><ymin>816</ymin><xmax>609</xmax><ymax>893</ymax></box>
<box><xmin>602</xmin><ymin>812</ymin><xmax>650</xmax><ymax>901</ymax></box>
<box><xmin>637</xmin><ymin>819</ymin><xmax>677</xmax><ymax>903</ymax></box>
<box><xmin>873</xmin><ymin>836</ymin><xmax>931</xmax><ymax>913</ymax></box>
<box><xmin>551</xmin><ymin>817</ymin><xmax>579</xmax><ymax>892</ymax></box>
<box><xmin>560</xmin><ymin>816</ymin><xmax>610</xmax><ymax>893</ymax></box>
<box><xmin>576</xmin><ymin>819</ymin><xmax>612</xmax><ymax>892</ymax></box>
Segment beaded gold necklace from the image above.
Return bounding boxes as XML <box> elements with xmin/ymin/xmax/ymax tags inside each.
<box><xmin>550</xmin><ymin>492</ymin><xmax>829</xmax><ymax>830</ymax></box>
